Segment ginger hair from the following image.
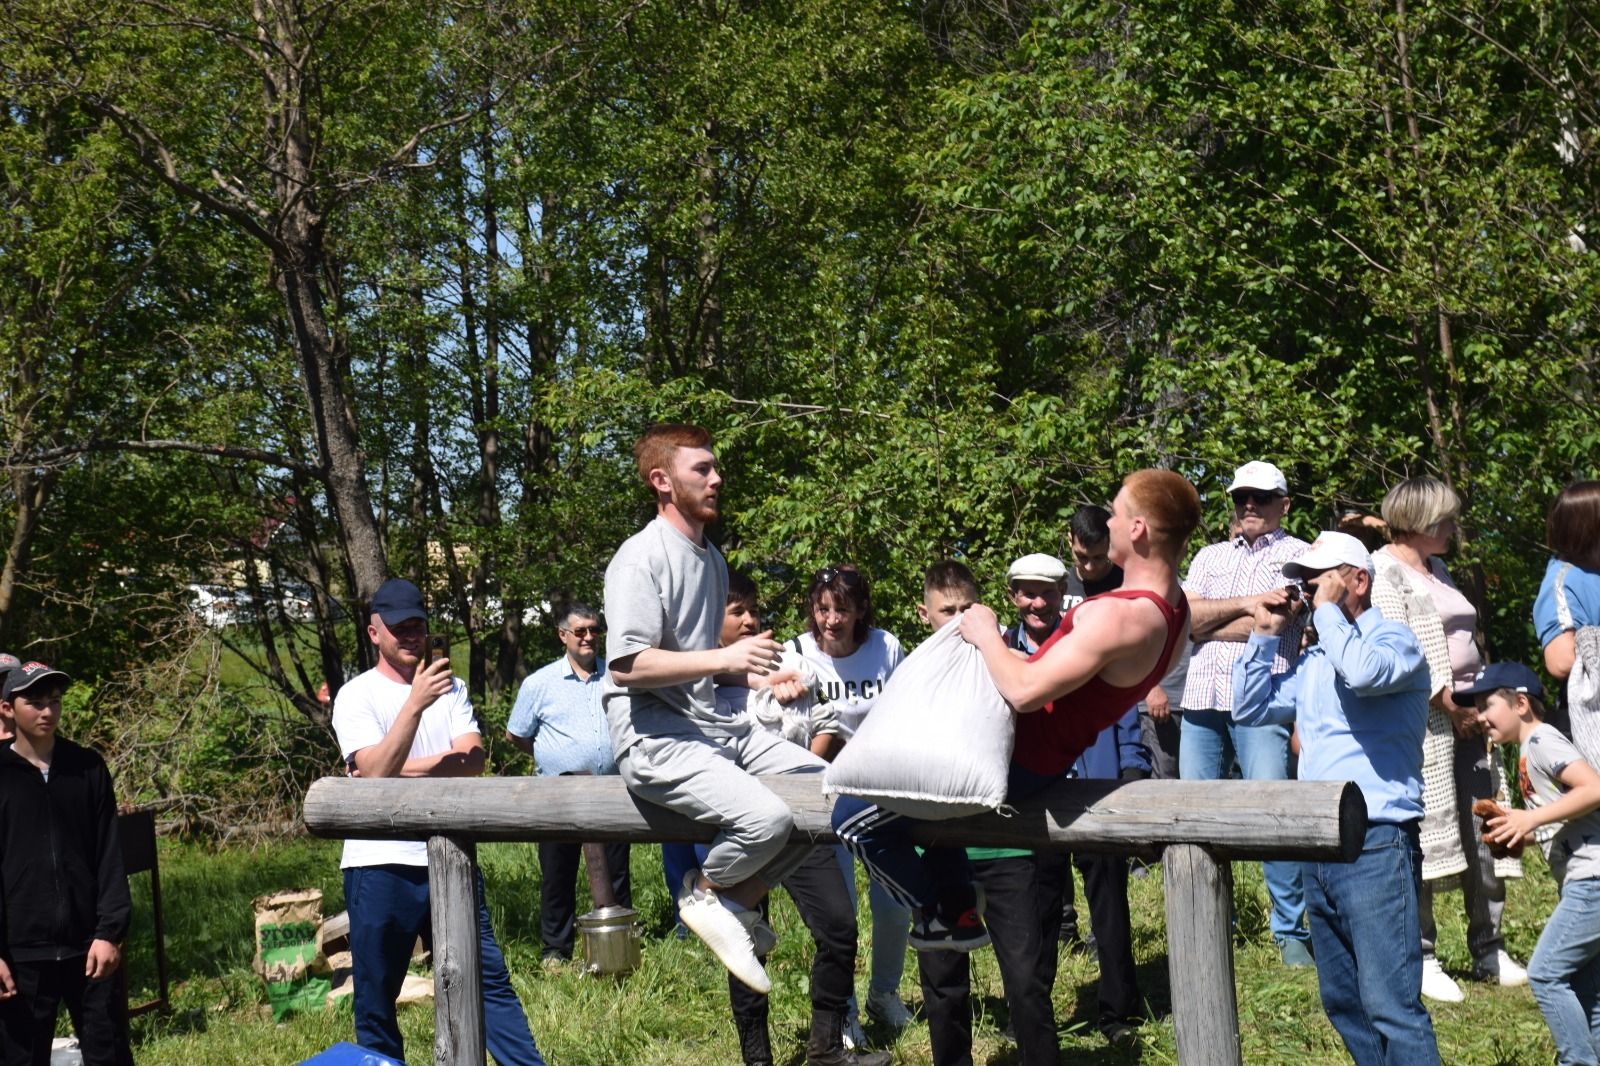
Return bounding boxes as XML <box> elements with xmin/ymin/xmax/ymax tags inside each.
<box><xmin>634</xmin><ymin>423</ymin><xmax>713</xmax><ymax>487</ymax></box>
<box><xmin>1122</xmin><ymin>469</ymin><xmax>1201</xmax><ymax>556</ymax></box>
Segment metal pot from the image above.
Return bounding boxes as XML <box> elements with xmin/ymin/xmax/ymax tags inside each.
<box><xmin>577</xmin><ymin>905</ymin><xmax>641</xmax><ymax>976</ymax></box>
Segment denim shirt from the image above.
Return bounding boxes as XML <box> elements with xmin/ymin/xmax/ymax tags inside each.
<box><xmin>507</xmin><ymin>655</ymin><xmax>615</xmax><ymax>776</ymax></box>
<box><xmin>1232</xmin><ymin>603</ymin><xmax>1429</xmax><ymax>824</ymax></box>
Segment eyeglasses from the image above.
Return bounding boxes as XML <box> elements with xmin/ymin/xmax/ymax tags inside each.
<box><xmin>813</xmin><ymin>567</ymin><xmax>863</xmax><ymax>589</ymax></box>
<box><xmin>562</xmin><ymin>625</ymin><xmax>602</xmax><ymax>638</ymax></box>
<box><xmin>1230</xmin><ymin>490</ymin><xmax>1284</xmax><ymax>507</ymax></box>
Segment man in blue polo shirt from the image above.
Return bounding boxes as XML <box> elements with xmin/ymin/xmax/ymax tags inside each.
<box><xmin>1233</xmin><ymin>531</ymin><xmax>1440</xmax><ymax>1066</ymax></box>
<box><xmin>507</xmin><ymin>602</ymin><xmax>631</xmax><ymax>964</ymax></box>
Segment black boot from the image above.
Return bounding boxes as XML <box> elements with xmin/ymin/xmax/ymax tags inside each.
<box><xmin>734</xmin><ymin>1009</ymin><xmax>774</xmax><ymax>1066</ymax></box>
<box><xmin>807</xmin><ymin>1008</ymin><xmax>892</xmax><ymax>1066</ymax></box>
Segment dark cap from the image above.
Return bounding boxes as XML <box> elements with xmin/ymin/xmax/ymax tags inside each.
<box><xmin>3</xmin><ymin>661</ymin><xmax>71</xmax><ymax>701</ymax></box>
<box><xmin>1454</xmin><ymin>661</ymin><xmax>1545</xmax><ymax>701</ymax></box>
<box><xmin>0</xmin><ymin>653</ymin><xmax>20</xmax><ymax>681</ymax></box>
<box><xmin>370</xmin><ymin>578</ymin><xmax>427</xmax><ymax>626</ymax></box>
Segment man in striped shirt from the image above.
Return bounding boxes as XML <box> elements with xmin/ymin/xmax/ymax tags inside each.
<box><xmin>1178</xmin><ymin>460</ymin><xmax>1313</xmax><ymax>966</ymax></box>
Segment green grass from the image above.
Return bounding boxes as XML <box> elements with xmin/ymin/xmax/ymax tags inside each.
<box><xmin>124</xmin><ymin>838</ymin><xmax>1561</xmax><ymax>1065</ymax></box>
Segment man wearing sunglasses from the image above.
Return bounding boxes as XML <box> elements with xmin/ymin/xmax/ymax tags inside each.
<box><xmin>1178</xmin><ymin>460</ymin><xmax>1315</xmax><ymax>967</ymax></box>
<box><xmin>506</xmin><ymin>603</ymin><xmax>632</xmax><ymax>967</ymax></box>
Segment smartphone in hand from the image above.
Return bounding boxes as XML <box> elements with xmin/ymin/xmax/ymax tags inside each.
<box><xmin>424</xmin><ymin>633</ymin><xmax>449</xmax><ymax>669</ymax></box>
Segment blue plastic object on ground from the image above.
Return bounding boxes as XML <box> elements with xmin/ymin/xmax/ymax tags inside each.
<box><xmin>298</xmin><ymin>1042</ymin><xmax>404</xmax><ymax>1066</ymax></box>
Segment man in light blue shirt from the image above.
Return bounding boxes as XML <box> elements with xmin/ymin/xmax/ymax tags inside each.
<box><xmin>1233</xmin><ymin>531</ymin><xmax>1440</xmax><ymax>1066</ymax></box>
<box><xmin>507</xmin><ymin>603</ymin><xmax>631</xmax><ymax>963</ymax></box>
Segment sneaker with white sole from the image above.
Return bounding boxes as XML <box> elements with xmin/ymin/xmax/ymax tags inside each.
<box><xmin>677</xmin><ymin>872</ymin><xmax>771</xmax><ymax>993</ymax></box>
<box><xmin>1420</xmin><ymin>957</ymin><xmax>1464</xmax><ymax>1003</ymax></box>
<box><xmin>841</xmin><ymin>1010</ymin><xmax>868</xmax><ymax>1052</ymax></box>
<box><xmin>1472</xmin><ymin>948</ymin><xmax>1529</xmax><ymax>987</ymax></box>
<box><xmin>909</xmin><ymin>902</ymin><xmax>990</xmax><ymax>952</ymax></box>
<box><xmin>865</xmin><ymin>989</ymin><xmax>913</xmax><ymax>1030</ymax></box>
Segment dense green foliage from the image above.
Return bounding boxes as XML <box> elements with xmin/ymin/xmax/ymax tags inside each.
<box><xmin>1</xmin><ymin>1</ymin><xmax>1596</xmax><ymax>819</ymax></box>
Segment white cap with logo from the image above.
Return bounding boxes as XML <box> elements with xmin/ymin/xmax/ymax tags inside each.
<box><xmin>1227</xmin><ymin>461</ymin><xmax>1289</xmax><ymax>495</ymax></box>
<box><xmin>1282</xmin><ymin>531</ymin><xmax>1375</xmax><ymax>580</ymax></box>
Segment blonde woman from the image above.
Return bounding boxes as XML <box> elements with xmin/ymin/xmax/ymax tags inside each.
<box><xmin>1371</xmin><ymin>477</ymin><xmax>1525</xmax><ymax>1003</ymax></box>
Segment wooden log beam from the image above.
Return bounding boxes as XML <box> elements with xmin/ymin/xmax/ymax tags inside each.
<box><xmin>427</xmin><ymin>836</ymin><xmax>484</xmax><ymax>1066</ymax></box>
<box><xmin>1164</xmin><ymin>845</ymin><xmax>1242</xmax><ymax>1066</ymax></box>
<box><xmin>304</xmin><ymin>775</ymin><xmax>1365</xmax><ymax>862</ymax></box>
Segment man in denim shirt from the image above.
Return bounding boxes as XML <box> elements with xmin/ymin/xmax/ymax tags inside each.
<box><xmin>1234</xmin><ymin>531</ymin><xmax>1440</xmax><ymax>1066</ymax></box>
<box><xmin>507</xmin><ymin>602</ymin><xmax>631</xmax><ymax>963</ymax></box>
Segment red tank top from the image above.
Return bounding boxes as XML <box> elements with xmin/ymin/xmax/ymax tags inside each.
<box><xmin>1012</xmin><ymin>588</ymin><xmax>1190</xmax><ymax>777</ymax></box>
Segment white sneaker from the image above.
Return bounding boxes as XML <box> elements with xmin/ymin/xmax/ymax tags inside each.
<box><xmin>677</xmin><ymin>872</ymin><xmax>771</xmax><ymax>993</ymax></box>
<box><xmin>1420</xmin><ymin>958</ymin><xmax>1464</xmax><ymax>1003</ymax></box>
<box><xmin>1473</xmin><ymin>949</ymin><xmax>1529</xmax><ymax>987</ymax></box>
<box><xmin>841</xmin><ymin>1011</ymin><xmax>868</xmax><ymax>1051</ymax></box>
<box><xmin>865</xmin><ymin>989</ymin><xmax>914</xmax><ymax>1030</ymax></box>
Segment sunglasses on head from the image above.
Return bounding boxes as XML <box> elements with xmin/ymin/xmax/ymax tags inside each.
<box><xmin>813</xmin><ymin>567</ymin><xmax>863</xmax><ymax>589</ymax></box>
<box><xmin>1231</xmin><ymin>489</ymin><xmax>1283</xmax><ymax>507</ymax></box>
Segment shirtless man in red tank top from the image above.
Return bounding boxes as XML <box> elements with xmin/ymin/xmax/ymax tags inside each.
<box><xmin>959</xmin><ymin>469</ymin><xmax>1197</xmax><ymax>781</ymax></box>
<box><xmin>833</xmin><ymin>470</ymin><xmax>1200</xmax><ymax>980</ymax></box>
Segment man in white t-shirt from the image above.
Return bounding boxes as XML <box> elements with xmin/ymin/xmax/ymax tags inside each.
<box><xmin>604</xmin><ymin>424</ymin><xmax>827</xmax><ymax>1003</ymax></box>
<box><xmin>332</xmin><ymin>577</ymin><xmax>545</xmax><ymax>1066</ymax></box>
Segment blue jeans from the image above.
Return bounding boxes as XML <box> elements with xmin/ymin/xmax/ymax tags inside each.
<box><xmin>1180</xmin><ymin>709</ymin><xmax>1308</xmax><ymax>944</ymax></box>
<box><xmin>661</xmin><ymin>842</ymin><xmax>700</xmax><ymax>927</ymax></box>
<box><xmin>1302</xmin><ymin>822</ymin><xmax>1439</xmax><ymax>1066</ymax></box>
<box><xmin>345</xmin><ymin>864</ymin><xmax>545</xmax><ymax>1066</ymax></box>
<box><xmin>1529</xmin><ymin>876</ymin><xmax>1600</xmax><ymax>1066</ymax></box>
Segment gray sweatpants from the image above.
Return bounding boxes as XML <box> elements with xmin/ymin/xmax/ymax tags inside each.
<box><xmin>617</xmin><ymin>726</ymin><xmax>825</xmax><ymax>888</ymax></box>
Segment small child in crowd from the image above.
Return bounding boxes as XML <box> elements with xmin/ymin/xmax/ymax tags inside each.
<box><xmin>0</xmin><ymin>661</ymin><xmax>132</xmax><ymax>1066</ymax></box>
<box><xmin>1470</xmin><ymin>662</ymin><xmax>1600</xmax><ymax>1066</ymax></box>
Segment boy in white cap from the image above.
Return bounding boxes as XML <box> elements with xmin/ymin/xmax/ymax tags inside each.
<box><xmin>1233</xmin><ymin>531</ymin><xmax>1441</xmax><ymax>1065</ymax></box>
<box><xmin>1179</xmin><ymin>459</ymin><xmax>1313</xmax><ymax>964</ymax></box>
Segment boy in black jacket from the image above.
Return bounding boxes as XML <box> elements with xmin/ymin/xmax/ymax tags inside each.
<box><xmin>0</xmin><ymin>662</ymin><xmax>131</xmax><ymax>1066</ymax></box>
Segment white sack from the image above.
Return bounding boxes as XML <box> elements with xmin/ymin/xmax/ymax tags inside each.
<box><xmin>732</xmin><ymin>651</ymin><xmax>845</xmax><ymax>748</ymax></box>
<box><xmin>823</xmin><ymin>615</ymin><xmax>1015</xmax><ymax>819</ymax></box>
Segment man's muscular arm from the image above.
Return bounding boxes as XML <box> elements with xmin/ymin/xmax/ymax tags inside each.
<box><xmin>351</xmin><ymin>657</ymin><xmax>455</xmax><ymax>778</ymax></box>
<box><xmin>959</xmin><ymin>599</ymin><xmax>1149</xmax><ymax>714</ymax></box>
<box><xmin>610</xmin><ymin>632</ymin><xmax>783</xmax><ymax>687</ymax></box>
<box><xmin>400</xmin><ymin>732</ymin><xmax>485</xmax><ymax>777</ymax></box>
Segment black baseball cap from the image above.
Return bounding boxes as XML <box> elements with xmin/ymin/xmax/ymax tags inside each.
<box><xmin>1454</xmin><ymin>662</ymin><xmax>1545</xmax><ymax>701</ymax></box>
<box><xmin>0</xmin><ymin>653</ymin><xmax>20</xmax><ymax>683</ymax></box>
<box><xmin>3</xmin><ymin>661</ymin><xmax>71</xmax><ymax>701</ymax></box>
<box><xmin>370</xmin><ymin>578</ymin><xmax>428</xmax><ymax>626</ymax></box>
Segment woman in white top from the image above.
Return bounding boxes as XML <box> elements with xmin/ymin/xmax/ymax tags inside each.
<box><xmin>791</xmin><ymin>565</ymin><xmax>911</xmax><ymax>1040</ymax></box>
<box><xmin>1370</xmin><ymin>477</ymin><xmax>1526</xmax><ymax>1003</ymax></box>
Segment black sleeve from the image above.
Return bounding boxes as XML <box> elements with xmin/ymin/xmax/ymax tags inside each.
<box><xmin>91</xmin><ymin>758</ymin><xmax>131</xmax><ymax>944</ymax></box>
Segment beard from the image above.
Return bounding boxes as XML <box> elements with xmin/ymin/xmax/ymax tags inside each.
<box><xmin>669</xmin><ymin>477</ymin><xmax>719</xmax><ymax>524</ymax></box>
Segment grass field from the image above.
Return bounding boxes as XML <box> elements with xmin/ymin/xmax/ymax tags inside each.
<box><xmin>122</xmin><ymin>836</ymin><xmax>1560</xmax><ymax>1065</ymax></box>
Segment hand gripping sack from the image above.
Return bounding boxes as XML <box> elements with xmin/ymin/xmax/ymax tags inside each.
<box><xmin>823</xmin><ymin>616</ymin><xmax>1015</xmax><ymax>819</ymax></box>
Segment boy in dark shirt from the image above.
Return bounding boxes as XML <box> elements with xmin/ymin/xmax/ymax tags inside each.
<box><xmin>0</xmin><ymin>662</ymin><xmax>132</xmax><ymax>1066</ymax></box>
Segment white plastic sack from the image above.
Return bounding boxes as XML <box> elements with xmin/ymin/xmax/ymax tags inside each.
<box><xmin>823</xmin><ymin>615</ymin><xmax>1015</xmax><ymax>819</ymax></box>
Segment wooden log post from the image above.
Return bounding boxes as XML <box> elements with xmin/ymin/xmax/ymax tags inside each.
<box><xmin>305</xmin><ymin>776</ymin><xmax>1365</xmax><ymax>1066</ymax></box>
<box><xmin>1164</xmin><ymin>844</ymin><xmax>1242</xmax><ymax>1066</ymax></box>
<box><xmin>427</xmin><ymin>835</ymin><xmax>484</xmax><ymax>1066</ymax></box>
